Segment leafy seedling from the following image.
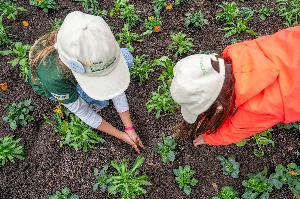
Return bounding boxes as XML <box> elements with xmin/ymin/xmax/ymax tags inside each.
<box><xmin>93</xmin><ymin>156</ymin><xmax>151</xmax><ymax>199</ymax></box>
<box><xmin>212</xmin><ymin>186</ymin><xmax>240</xmax><ymax>199</ymax></box>
<box><xmin>29</xmin><ymin>0</ymin><xmax>57</xmax><ymax>13</ymax></box>
<box><xmin>130</xmin><ymin>55</ymin><xmax>154</xmax><ymax>84</ymax></box>
<box><xmin>0</xmin><ymin>16</ymin><xmax>13</xmax><ymax>47</ymax></box>
<box><xmin>217</xmin><ymin>156</ymin><xmax>240</xmax><ymax>178</ymax></box>
<box><xmin>45</xmin><ymin>187</ymin><xmax>79</xmax><ymax>199</ymax></box>
<box><xmin>109</xmin><ymin>0</ymin><xmax>127</xmax><ymax>17</ymax></box>
<box><xmin>167</xmin><ymin>32</ymin><xmax>194</xmax><ymax>57</ymax></box>
<box><xmin>277</xmin><ymin>122</ymin><xmax>300</xmax><ymax>130</ymax></box>
<box><xmin>153</xmin><ymin>56</ymin><xmax>175</xmax><ymax>84</ymax></box>
<box><xmin>173</xmin><ymin>165</ymin><xmax>199</xmax><ymax>195</ymax></box>
<box><xmin>120</xmin><ymin>4</ymin><xmax>141</xmax><ymax>28</ymax></box>
<box><xmin>0</xmin><ymin>135</ymin><xmax>25</xmax><ymax>166</ymax></box>
<box><xmin>156</xmin><ymin>135</ymin><xmax>177</xmax><ymax>164</ymax></box>
<box><xmin>3</xmin><ymin>99</ymin><xmax>34</xmax><ymax>130</ymax></box>
<box><xmin>74</xmin><ymin>0</ymin><xmax>107</xmax><ymax>16</ymax></box>
<box><xmin>276</xmin><ymin>0</ymin><xmax>300</xmax><ymax>27</ymax></box>
<box><xmin>51</xmin><ymin>18</ymin><xmax>63</xmax><ymax>31</ymax></box>
<box><xmin>258</xmin><ymin>6</ymin><xmax>273</xmax><ymax>21</ymax></box>
<box><xmin>185</xmin><ymin>10</ymin><xmax>209</xmax><ymax>29</ymax></box>
<box><xmin>0</xmin><ymin>1</ymin><xmax>26</xmax><ymax>20</ymax></box>
<box><xmin>116</xmin><ymin>24</ymin><xmax>143</xmax><ymax>52</ymax></box>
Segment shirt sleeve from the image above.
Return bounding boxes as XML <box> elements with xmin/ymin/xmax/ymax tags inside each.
<box><xmin>63</xmin><ymin>97</ymin><xmax>103</xmax><ymax>129</ymax></box>
<box><xmin>204</xmin><ymin>107</ymin><xmax>281</xmax><ymax>145</ymax></box>
<box><xmin>112</xmin><ymin>92</ymin><xmax>129</xmax><ymax>113</ymax></box>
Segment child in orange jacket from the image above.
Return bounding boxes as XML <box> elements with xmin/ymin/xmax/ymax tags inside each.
<box><xmin>171</xmin><ymin>25</ymin><xmax>300</xmax><ymax>146</ymax></box>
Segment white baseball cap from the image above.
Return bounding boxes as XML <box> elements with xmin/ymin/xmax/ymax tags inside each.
<box><xmin>55</xmin><ymin>11</ymin><xmax>130</xmax><ymax>100</ymax></box>
<box><xmin>170</xmin><ymin>54</ymin><xmax>225</xmax><ymax>124</ymax></box>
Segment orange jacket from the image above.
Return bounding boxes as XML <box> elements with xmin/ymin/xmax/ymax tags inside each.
<box><xmin>204</xmin><ymin>25</ymin><xmax>300</xmax><ymax>145</ymax></box>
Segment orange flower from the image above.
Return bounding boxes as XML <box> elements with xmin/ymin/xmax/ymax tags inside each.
<box><xmin>53</xmin><ymin>105</ymin><xmax>64</xmax><ymax>119</ymax></box>
<box><xmin>22</xmin><ymin>20</ymin><xmax>29</xmax><ymax>27</ymax></box>
<box><xmin>0</xmin><ymin>82</ymin><xmax>8</xmax><ymax>91</ymax></box>
<box><xmin>288</xmin><ymin>170</ymin><xmax>298</xmax><ymax>176</ymax></box>
<box><xmin>165</xmin><ymin>3</ymin><xmax>173</xmax><ymax>11</ymax></box>
<box><xmin>153</xmin><ymin>25</ymin><xmax>161</xmax><ymax>32</ymax></box>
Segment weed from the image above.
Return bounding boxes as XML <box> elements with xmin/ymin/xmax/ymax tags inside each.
<box><xmin>45</xmin><ymin>187</ymin><xmax>79</xmax><ymax>199</ymax></box>
<box><xmin>185</xmin><ymin>10</ymin><xmax>209</xmax><ymax>29</ymax></box>
<box><xmin>212</xmin><ymin>186</ymin><xmax>240</xmax><ymax>199</ymax></box>
<box><xmin>173</xmin><ymin>165</ymin><xmax>198</xmax><ymax>195</ymax></box>
<box><xmin>217</xmin><ymin>156</ymin><xmax>240</xmax><ymax>178</ymax></box>
<box><xmin>3</xmin><ymin>99</ymin><xmax>34</xmax><ymax>130</ymax></box>
<box><xmin>0</xmin><ymin>16</ymin><xmax>13</xmax><ymax>47</ymax></box>
<box><xmin>0</xmin><ymin>1</ymin><xmax>26</xmax><ymax>20</ymax></box>
<box><xmin>156</xmin><ymin>135</ymin><xmax>177</xmax><ymax>164</ymax></box>
<box><xmin>0</xmin><ymin>42</ymin><xmax>31</xmax><ymax>81</ymax></box>
<box><xmin>276</xmin><ymin>0</ymin><xmax>300</xmax><ymax>27</ymax></box>
<box><xmin>258</xmin><ymin>6</ymin><xmax>273</xmax><ymax>21</ymax></box>
<box><xmin>51</xmin><ymin>18</ymin><xmax>63</xmax><ymax>31</ymax></box>
<box><xmin>167</xmin><ymin>32</ymin><xmax>194</xmax><ymax>57</ymax></box>
<box><xmin>236</xmin><ymin>128</ymin><xmax>275</xmax><ymax>157</ymax></box>
<box><xmin>146</xmin><ymin>82</ymin><xmax>177</xmax><ymax>119</ymax></box>
<box><xmin>116</xmin><ymin>24</ymin><xmax>142</xmax><ymax>52</ymax></box>
<box><xmin>120</xmin><ymin>4</ymin><xmax>141</xmax><ymax>28</ymax></box>
<box><xmin>29</xmin><ymin>0</ymin><xmax>57</xmax><ymax>13</ymax></box>
<box><xmin>270</xmin><ymin>163</ymin><xmax>300</xmax><ymax>196</ymax></box>
<box><xmin>216</xmin><ymin>2</ymin><xmax>256</xmax><ymax>37</ymax></box>
<box><xmin>93</xmin><ymin>156</ymin><xmax>151</xmax><ymax>199</ymax></box>
<box><xmin>130</xmin><ymin>55</ymin><xmax>154</xmax><ymax>85</ymax></box>
<box><xmin>242</xmin><ymin>168</ymin><xmax>274</xmax><ymax>199</ymax></box>
<box><xmin>45</xmin><ymin>106</ymin><xmax>105</xmax><ymax>152</ymax></box>
<box><xmin>0</xmin><ymin>135</ymin><xmax>25</xmax><ymax>166</ymax></box>
<box><xmin>144</xmin><ymin>15</ymin><xmax>162</xmax><ymax>34</ymax></box>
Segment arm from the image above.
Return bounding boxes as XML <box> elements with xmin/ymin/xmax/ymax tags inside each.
<box><xmin>203</xmin><ymin>107</ymin><xmax>281</xmax><ymax>145</ymax></box>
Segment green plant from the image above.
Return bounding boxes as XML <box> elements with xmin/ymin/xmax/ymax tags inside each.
<box><xmin>277</xmin><ymin>122</ymin><xmax>300</xmax><ymax>130</ymax></box>
<box><xmin>0</xmin><ymin>42</ymin><xmax>31</xmax><ymax>81</ymax></box>
<box><xmin>146</xmin><ymin>82</ymin><xmax>177</xmax><ymax>119</ymax></box>
<box><xmin>0</xmin><ymin>16</ymin><xmax>13</xmax><ymax>47</ymax></box>
<box><xmin>116</xmin><ymin>24</ymin><xmax>143</xmax><ymax>52</ymax></box>
<box><xmin>242</xmin><ymin>168</ymin><xmax>274</xmax><ymax>199</ymax></box>
<box><xmin>173</xmin><ymin>165</ymin><xmax>198</xmax><ymax>195</ymax></box>
<box><xmin>74</xmin><ymin>0</ymin><xmax>107</xmax><ymax>16</ymax></box>
<box><xmin>51</xmin><ymin>18</ymin><xmax>63</xmax><ymax>31</ymax></box>
<box><xmin>45</xmin><ymin>187</ymin><xmax>79</xmax><ymax>199</ymax></box>
<box><xmin>130</xmin><ymin>55</ymin><xmax>154</xmax><ymax>84</ymax></box>
<box><xmin>217</xmin><ymin>156</ymin><xmax>240</xmax><ymax>178</ymax></box>
<box><xmin>29</xmin><ymin>0</ymin><xmax>57</xmax><ymax>13</ymax></box>
<box><xmin>174</xmin><ymin>0</ymin><xmax>186</xmax><ymax>6</ymax></box>
<box><xmin>167</xmin><ymin>32</ymin><xmax>194</xmax><ymax>57</ymax></box>
<box><xmin>120</xmin><ymin>4</ymin><xmax>141</xmax><ymax>28</ymax></box>
<box><xmin>153</xmin><ymin>56</ymin><xmax>175</xmax><ymax>84</ymax></box>
<box><xmin>258</xmin><ymin>6</ymin><xmax>273</xmax><ymax>21</ymax></box>
<box><xmin>45</xmin><ymin>109</ymin><xmax>105</xmax><ymax>152</ymax></box>
<box><xmin>212</xmin><ymin>186</ymin><xmax>240</xmax><ymax>199</ymax></box>
<box><xmin>269</xmin><ymin>163</ymin><xmax>300</xmax><ymax>196</ymax></box>
<box><xmin>3</xmin><ymin>99</ymin><xmax>34</xmax><ymax>130</ymax></box>
<box><xmin>144</xmin><ymin>15</ymin><xmax>162</xmax><ymax>34</ymax></box>
<box><xmin>236</xmin><ymin>129</ymin><xmax>275</xmax><ymax>157</ymax></box>
<box><xmin>216</xmin><ymin>2</ymin><xmax>256</xmax><ymax>37</ymax></box>
<box><xmin>0</xmin><ymin>1</ymin><xmax>26</xmax><ymax>20</ymax></box>
<box><xmin>276</xmin><ymin>0</ymin><xmax>300</xmax><ymax>27</ymax></box>
<box><xmin>184</xmin><ymin>10</ymin><xmax>209</xmax><ymax>29</ymax></box>
<box><xmin>153</xmin><ymin>0</ymin><xmax>167</xmax><ymax>16</ymax></box>
<box><xmin>156</xmin><ymin>135</ymin><xmax>177</xmax><ymax>164</ymax></box>
<box><xmin>109</xmin><ymin>0</ymin><xmax>127</xmax><ymax>17</ymax></box>
<box><xmin>93</xmin><ymin>156</ymin><xmax>151</xmax><ymax>199</ymax></box>
<box><xmin>0</xmin><ymin>135</ymin><xmax>25</xmax><ymax>166</ymax></box>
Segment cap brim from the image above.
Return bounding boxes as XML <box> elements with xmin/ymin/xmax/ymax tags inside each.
<box><xmin>181</xmin><ymin>106</ymin><xmax>198</xmax><ymax>124</ymax></box>
<box><xmin>72</xmin><ymin>54</ymin><xmax>130</xmax><ymax>100</ymax></box>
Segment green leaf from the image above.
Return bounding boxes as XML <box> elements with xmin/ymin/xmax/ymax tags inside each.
<box><xmin>183</xmin><ymin>185</ymin><xmax>192</xmax><ymax>195</ymax></box>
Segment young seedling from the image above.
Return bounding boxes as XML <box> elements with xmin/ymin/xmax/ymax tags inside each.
<box><xmin>277</xmin><ymin>122</ymin><xmax>300</xmax><ymax>130</ymax></box>
<box><xmin>236</xmin><ymin>128</ymin><xmax>275</xmax><ymax>157</ymax></box>
<box><xmin>3</xmin><ymin>99</ymin><xmax>34</xmax><ymax>130</ymax></box>
<box><xmin>153</xmin><ymin>0</ymin><xmax>168</xmax><ymax>16</ymax></box>
<box><xmin>45</xmin><ymin>187</ymin><xmax>79</xmax><ymax>199</ymax></box>
<box><xmin>184</xmin><ymin>10</ymin><xmax>209</xmax><ymax>29</ymax></box>
<box><xmin>120</xmin><ymin>4</ymin><xmax>141</xmax><ymax>28</ymax></box>
<box><xmin>146</xmin><ymin>82</ymin><xmax>177</xmax><ymax>119</ymax></box>
<box><xmin>144</xmin><ymin>15</ymin><xmax>162</xmax><ymax>34</ymax></box>
<box><xmin>0</xmin><ymin>42</ymin><xmax>31</xmax><ymax>81</ymax></box>
<box><xmin>109</xmin><ymin>0</ymin><xmax>127</xmax><ymax>17</ymax></box>
<box><xmin>153</xmin><ymin>56</ymin><xmax>175</xmax><ymax>84</ymax></box>
<box><xmin>269</xmin><ymin>163</ymin><xmax>300</xmax><ymax>196</ymax></box>
<box><xmin>74</xmin><ymin>0</ymin><xmax>107</xmax><ymax>16</ymax></box>
<box><xmin>0</xmin><ymin>16</ymin><xmax>13</xmax><ymax>47</ymax></box>
<box><xmin>167</xmin><ymin>32</ymin><xmax>194</xmax><ymax>57</ymax></box>
<box><xmin>0</xmin><ymin>1</ymin><xmax>26</xmax><ymax>20</ymax></box>
<box><xmin>29</xmin><ymin>0</ymin><xmax>57</xmax><ymax>13</ymax></box>
<box><xmin>93</xmin><ymin>156</ymin><xmax>151</xmax><ymax>199</ymax></box>
<box><xmin>173</xmin><ymin>165</ymin><xmax>199</xmax><ymax>195</ymax></box>
<box><xmin>0</xmin><ymin>135</ymin><xmax>25</xmax><ymax>166</ymax></box>
<box><xmin>242</xmin><ymin>168</ymin><xmax>274</xmax><ymax>199</ymax></box>
<box><xmin>51</xmin><ymin>18</ymin><xmax>63</xmax><ymax>31</ymax></box>
<box><xmin>212</xmin><ymin>186</ymin><xmax>240</xmax><ymax>199</ymax></box>
<box><xmin>217</xmin><ymin>156</ymin><xmax>240</xmax><ymax>178</ymax></box>
<box><xmin>156</xmin><ymin>135</ymin><xmax>177</xmax><ymax>164</ymax></box>
<box><xmin>258</xmin><ymin>6</ymin><xmax>273</xmax><ymax>21</ymax></box>
<box><xmin>45</xmin><ymin>107</ymin><xmax>105</xmax><ymax>152</ymax></box>
<box><xmin>276</xmin><ymin>0</ymin><xmax>300</xmax><ymax>27</ymax></box>
<box><xmin>130</xmin><ymin>55</ymin><xmax>154</xmax><ymax>85</ymax></box>
<box><xmin>116</xmin><ymin>24</ymin><xmax>143</xmax><ymax>52</ymax></box>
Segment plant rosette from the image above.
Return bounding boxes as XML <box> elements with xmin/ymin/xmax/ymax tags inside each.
<box><xmin>217</xmin><ymin>155</ymin><xmax>240</xmax><ymax>178</ymax></box>
<box><xmin>173</xmin><ymin>165</ymin><xmax>199</xmax><ymax>195</ymax></box>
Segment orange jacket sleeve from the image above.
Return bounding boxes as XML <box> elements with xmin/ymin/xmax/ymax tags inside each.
<box><xmin>204</xmin><ymin>107</ymin><xmax>281</xmax><ymax>145</ymax></box>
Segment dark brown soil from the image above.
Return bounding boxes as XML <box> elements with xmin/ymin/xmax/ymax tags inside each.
<box><xmin>0</xmin><ymin>0</ymin><xmax>299</xmax><ymax>199</ymax></box>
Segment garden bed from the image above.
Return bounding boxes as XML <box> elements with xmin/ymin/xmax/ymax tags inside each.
<box><xmin>0</xmin><ymin>0</ymin><xmax>299</xmax><ymax>199</ymax></box>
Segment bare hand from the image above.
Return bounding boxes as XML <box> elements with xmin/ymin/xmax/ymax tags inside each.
<box><xmin>193</xmin><ymin>134</ymin><xmax>206</xmax><ymax>147</ymax></box>
<box><xmin>120</xmin><ymin>132</ymin><xmax>142</xmax><ymax>154</ymax></box>
<box><xmin>127</xmin><ymin>130</ymin><xmax>145</xmax><ymax>149</ymax></box>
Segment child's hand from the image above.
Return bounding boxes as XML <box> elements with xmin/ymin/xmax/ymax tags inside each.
<box><xmin>120</xmin><ymin>132</ymin><xmax>142</xmax><ymax>154</ymax></box>
<box><xmin>127</xmin><ymin>130</ymin><xmax>145</xmax><ymax>149</ymax></box>
<box><xmin>193</xmin><ymin>134</ymin><xmax>206</xmax><ymax>147</ymax></box>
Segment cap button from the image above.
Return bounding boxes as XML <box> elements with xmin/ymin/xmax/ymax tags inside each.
<box><xmin>82</xmin><ymin>25</ymin><xmax>88</xmax><ymax>31</ymax></box>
